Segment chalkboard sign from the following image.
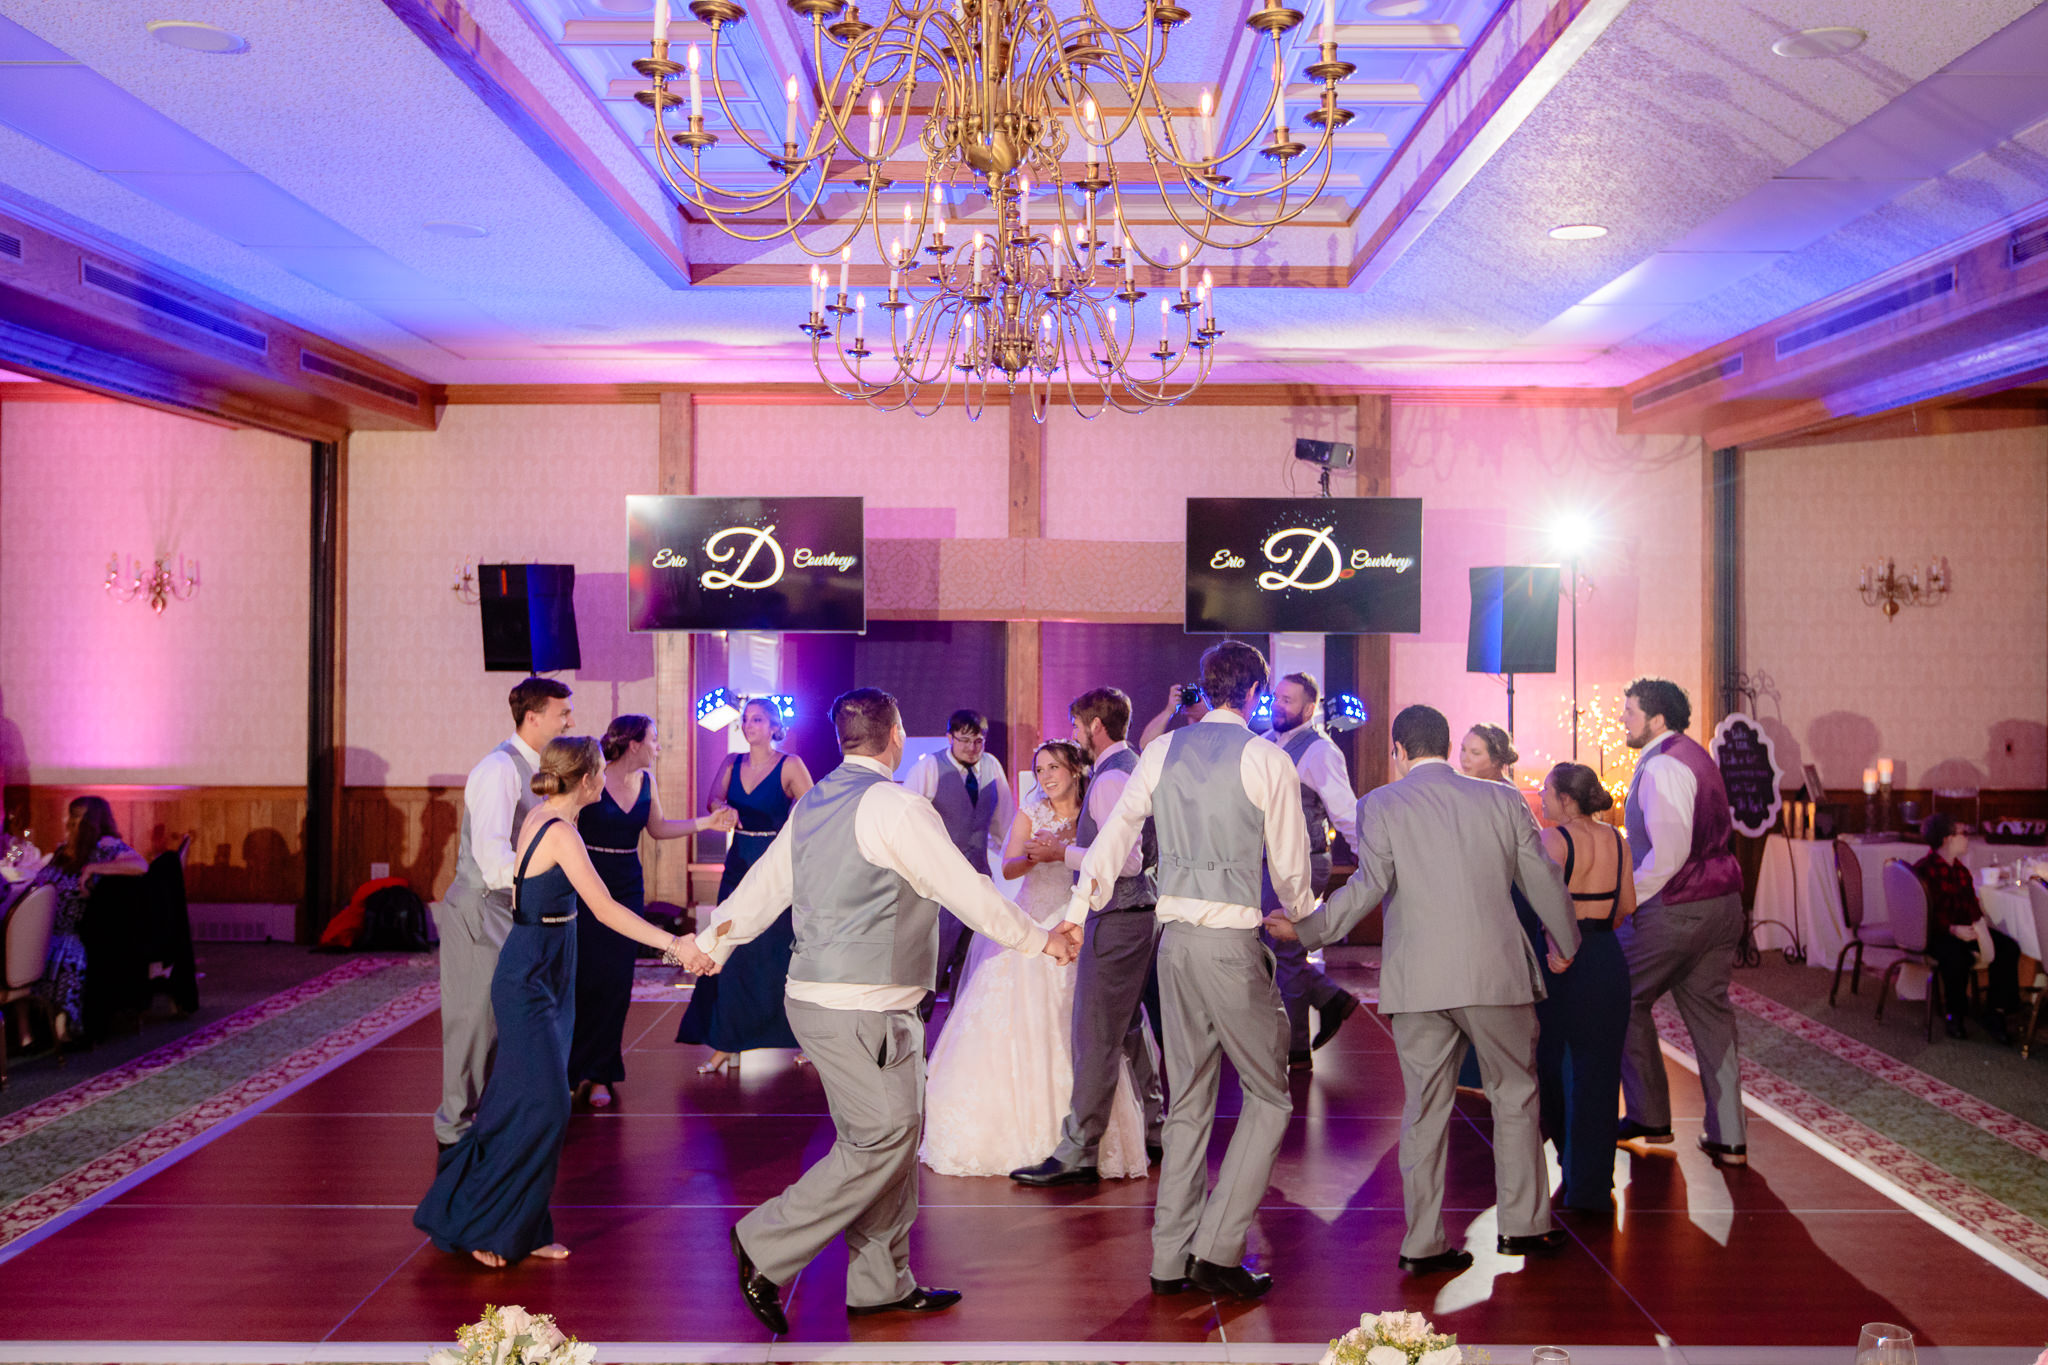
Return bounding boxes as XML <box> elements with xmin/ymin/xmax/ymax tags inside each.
<box><xmin>1710</xmin><ymin>713</ymin><xmax>1784</xmax><ymax>838</ymax></box>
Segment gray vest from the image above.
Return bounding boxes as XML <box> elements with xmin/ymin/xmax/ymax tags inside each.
<box><xmin>1260</xmin><ymin>725</ymin><xmax>1337</xmax><ymax>908</ymax></box>
<box><xmin>930</xmin><ymin>760</ymin><xmax>999</xmax><ymax>874</ymax></box>
<box><xmin>449</xmin><ymin>739</ymin><xmax>539</xmax><ymax>907</ymax></box>
<box><xmin>1075</xmin><ymin>745</ymin><xmax>1157</xmax><ymax>911</ymax></box>
<box><xmin>787</xmin><ymin>763</ymin><xmax>942</xmax><ymax>990</ymax></box>
<box><xmin>1153</xmin><ymin>722</ymin><xmax>1265</xmax><ymax>909</ymax></box>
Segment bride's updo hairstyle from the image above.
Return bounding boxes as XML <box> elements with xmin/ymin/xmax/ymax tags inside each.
<box><xmin>532</xmin><ymin>736</ymin><xmax>604</xmax><ymax>797</ymax></box>
<box><xmin>1034</xmin><ymin>739</ymin><xmax>1089</xmax><ymax>805</ymax></box>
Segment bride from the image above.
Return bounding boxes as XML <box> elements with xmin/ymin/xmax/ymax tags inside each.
<box><xmin>921</xmin><ymin>740</ymin><xmax>1148</xmax><ymax>1179</ymax></box>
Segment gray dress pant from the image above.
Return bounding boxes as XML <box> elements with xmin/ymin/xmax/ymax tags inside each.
<box><xmin>433</xmin><ymin>882</ymin><xmax>513</xmax><ymax>1145</ymax></box>
<box><xmin>1151</xmin><ymin>922</ymin><xmax>1291</xmax><ymax>1280</ymax></box>
<box><xmin>1388</xmin><ymin>1004</ymin><xmax>1551</xmax><ymax>1260</ymax></box>
<box><xmin>738</xmin><ymin>999</ymin><xmax>924</xmax><ymax>1308</ymax></box>
<box><xmin>1051</xmin><ymin>907</ymin><xmax>1163</xmax><ymax>1166</ymax></box>
<box><xmin>1616</xmin><ymin>891</ymin><xmax>1747</xmax><ymax>1146</ymax></box>
<box><xmin>1263</xmin><ymin>858</ymin><xmax>1341</xmax><ymax>1051</ymax></box>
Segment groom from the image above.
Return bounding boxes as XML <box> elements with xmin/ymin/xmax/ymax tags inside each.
<box><xmin>695</xmin><ymin>688</ymin><xmax>1076</xmax><ymax>1331</ymax></box>
<box><xmin>1064</xmin><ymin>643</ymin><xmax>1314</xmax><ymax>1298</ymax></box>
<box><xmin>1012</xmin><ymin>686</ymin><xmax>1164</xmax><ymax>1187</ymax></box>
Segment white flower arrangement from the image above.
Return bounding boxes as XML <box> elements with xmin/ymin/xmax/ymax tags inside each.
<box><xmin>428</xmin><ymin>1305</ymin><xmax>594</xmax><ymax>1365</ymax></box>
<box><xmin>1319</xmin><ymin>1310</ymin><xmax>1472</xmax><ymax>1365</ymax></box>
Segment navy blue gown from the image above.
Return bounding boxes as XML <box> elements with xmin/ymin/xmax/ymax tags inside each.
<box><xmin>569</xmin><ymin>776</ymin><xmax>652</xmax><ymax>1088</ymax></box>
<box><xmin>1538</xmin><ymin>824</ymin><xmax>1632</xmax><ymax>1210</ymax></box>
<box><xmin>676</xmin><ymin>753</ymin><xmax>799</xmax><ymax>1051</ymax></box>
<box><xmin>415</xmin><ymin>820</ymin><xmax>578</xmax><ymax>1262</ymax></box>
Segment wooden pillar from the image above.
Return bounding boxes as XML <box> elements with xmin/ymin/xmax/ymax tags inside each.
<box><xmin>650</xmin><ymin>390</ymin><xmax>697</xmax><ymax>912</ymax></box>
<box><xmin>1006</xmin><ymin>392</ymin><xmax>1043</xmax><ymax>785</ymax></box>
<box><xmin>304</xmin><ymin>436</ymin><xmax>348</xmax><ymax>940</ymax></box>
<box><xmin>1350</xmin><ymin>394</ymin><xmax>1393</xmax><ymax>796</ymax></box>
<box><xmin>1703</xmin><ymin>445</ymin><xmax>1742</xmax><ymax>733</ymax></box>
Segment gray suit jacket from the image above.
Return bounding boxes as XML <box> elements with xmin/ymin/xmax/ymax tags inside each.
<box><xmin>1297</xmin><ymin>760</ymin><xmax>1578</xmax><ymax>1015</ymax></box>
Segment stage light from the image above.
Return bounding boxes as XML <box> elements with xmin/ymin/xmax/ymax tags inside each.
<box><xmin>1549</xmin><ymin>509</ymin><xmax>1596</xmax><ymax>553</ymax></box>
<box><xmin>765</xmin><ymin>694</ymin><xmax>797</xmax><ymax>724</ymax></box>
<box><xmin>1250</xmin><ymin>692</ymin><xmax>1274</xmax><ymax>728</ymax></box>
<box><xmin>695</xmin><ymin>688</ymin><xmax>742</xmax><ymax>731</ymax></box>
<box><xmin>1323</xmin><ymin>693</ymin><xmax>1368</xmax><ymax>733</ymax></box>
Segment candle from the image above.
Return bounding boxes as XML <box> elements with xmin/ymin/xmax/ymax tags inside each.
<box><xmin>654</xmin><ymin>0</ymin><xmax>670</xmax><ymax>45</ymax></box>
<box><xmin>972</xmin><ymin>230</ymin><xmax>984</xmax><ymax>287</ymax></box>
<box><xmin>868</xmin><ymin>93</ymin><xmax>883</xmax><ymax>159</ymax></box>
<box><xmin>1123</xmin><ymin>234</ymin><xmax>1134</xmax><ymax>286</ymax></box>
<box><xmin>838</xmin><ymin>244</ymin><xmax>849</xmax><ymax>298</ymax></box>
<box><xmin>1321</xmin><ymin>0</ymin><xmax>1335</xmax><ymax>46</ymax></box>
<box><xmin>1878</xmin><ymin>757</ymin><xmax>1894</xmax><ymax>783</ymax></box>
<box><xmin>1862</xmin><ymin>768</ymin><xmax>1878</xmax><ymax>795</ymax></box>
<box><xmin>1178</xmin><ymin>242</ymin><xmax>1189</xmax><ymax>294</ymax></box>
<box><xmin>686</xmin><ymin>42</ymin><xmax>702</xmax><ymax>119</ymax></box>
<box><xmin>1019</xmin><ymin>176</ymin><xmax>1030</xmax><ymax>232</ymax></box>
<box><xmin>1159</xmin><ymin>297</ymin><xmax>1170</xmax><ymax>348</ymax></box>
<box><xmin>1085</xmin><ymin>191</ymin><xmax>1096</xmax><ymax>253</ymax></box>
<box><xmin>785</xmin><ymin>75</ymin><xmax>799</xmax><ymax>148</ymax></box>
<box><xmin>810</xmin><ymin>265</ymin><xmax>822</xmax><ymax>315</ymax></box>
<box><xmin>1274</xmin><ymin>87</ymin><xmax>1287</xmax><ymax>138</ymax></box>
<box><xmin>854</xmin><ymin>293</ymin><xmax>865</xmax><ymax>345</ymax></box>
<box><xmin>934</xmin><ymin>196</ymin><xmax>946</xmax><ymax>244</ymax></box>
<box><xmin>1051</xmin><ymin>226</ymin><xmax>1063</xmax><ymax>283</ymax></box>
<box><xmin>1201</xmin><ymin>268</ymin><xmax>1214</xmax><ymax>324</ymax></box>
<box><xmin>1083</xmin><ymin>97</ymin><xmax>1100</xmax><ymax>148</ymax></box>
<box><xmin>1199</xmin><ymin>89</ymin><xmax>1216</xmax><ymax>163</ymax></box>
<box><xmin>888</xmin><ymin>241</ymin><xmax>901</xmax><ymax>294</ymax></box>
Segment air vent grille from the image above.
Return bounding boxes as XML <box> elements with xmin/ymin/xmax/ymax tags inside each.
<box><xmin>300</xmin><ymin>350</ymin><xmax>422</xmax><ymax>408</ymax></box>
<box><xmin>2011</xmin><ymin>219</ymin><xmax>2048</xmax><ymax>269</ymax></box>
<box><xmin>1630</xmin><ymin>354</ymin><xmax>1744</xmax><ymax>413</ymax></box>
<box><xmin>1775</xmin><ymin>270</ymin><xmax>1955</xmax><ymax>360</ymax></box>
<box><xmin>0</xmin><ymin>229</ymin><xmax>21</xmax><ymax>262</ymax></box>
<box><xmin>80</xmin><ymin>260</ymin><xmax>268</xmax><ymax>354</ymax></box>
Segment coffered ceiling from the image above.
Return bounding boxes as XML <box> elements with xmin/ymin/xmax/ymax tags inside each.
<box><xmin>0</xmin><ymin>0</ymin><xmax>2045</xmax><ymax>391</ymax></box>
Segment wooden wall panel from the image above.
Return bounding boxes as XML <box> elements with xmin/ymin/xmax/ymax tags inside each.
<box><xmin>6</xmin><ymin>785</ymin><xmax>306</xmax><ymax>904</ymax></box>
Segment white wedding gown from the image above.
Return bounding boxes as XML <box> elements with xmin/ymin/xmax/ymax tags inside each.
<box><xmin>920</xmin><ymin>800</ymin><xmax>1149</xmax><ymax>1178</ymax></box>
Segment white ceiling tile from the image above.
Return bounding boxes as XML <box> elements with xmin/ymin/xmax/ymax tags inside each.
<box><xmin>1942</xmin><ymin>0</ymin><xmax>2048</xmax><ymax>73</ymax></box>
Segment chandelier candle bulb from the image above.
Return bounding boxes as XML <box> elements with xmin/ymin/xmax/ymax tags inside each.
<box><xmin>1052</xmin><ymin>226</ymin><xmax>1063</xmax><ymax>282</ymax></box>
<box><xmin>889</xmin><ymin>243</ymin><xmax>901</xmax><ymax>294</ymax></box>
<box><xmin>1179</xmin><ymin>242</ymin><xmax>1189</xmax><ymax>294</ymax></box>
<box><xmin>1274</xmin><ymin>87</ymin><xmax>1287</xmax><ymax>137</ymax></box>
<box><xmin>1321</xmin><ymin>0</ymin><xmax>1335</xmax><ymax>46</ymax></box>
<box><xmin>1020</xmin><ymin>177</ymin><xmax>1030</xmax><ymax>231</ymax></box>
<box><xmin>785</xmin><ymin>76</ymin><xmax>799</xmax><ymax>149</ymax></box>
<box><xmin>1200</xmin><ymin>89</ymin><xmax>1216</xmax><ymax>162</ymax></box>
<box><xmin>1160</xmin><ymin>296</ymin><xmax>1170</xmax><ymax>346</ymax></box>
<box><xmin>838</xmin><ymin>245</ymin><xmax>850</xmax><ymax>299</ymax></box>
<box><xmin>854</xmin><ymin>293</ymin><xmax>866</xmax><ymax>345</ymax></box>
<box><xmin>654</xmin><ymin>0</ymin><xmax>670</xmax><ymax>45</ymax></box>
<box><xmin>686</xmin><ymin>43</ymin><xmax>701</xmax><ymax>118</ymax></box>
<box><xmin>973</xmin><ymin>231</ymin><xmax>985</xmax><ymax>287</ymax></box>
<box><xmin>1083</xmin><ymin>97</ymin><xmax>1101</xmax><ymax>146</ymax></box>
<box><xmin>1123</xmin><ymin>235</ymin><xmax>1134</xmax><ymax>285</ymax></box>
<box><xmin>868</xmin><ymin>94</ymin><xmax>883</xmax><ymax>157</ymax></box>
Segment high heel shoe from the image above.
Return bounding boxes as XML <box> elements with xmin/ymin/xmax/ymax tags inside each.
<box><xmin>794</xmin><ymin>1052</ymin><xmax>811</xmax><ymax>1068</ymax></box>
<box><xmin>697</xmin><ymin>1051</ymin><xmax>739</xmax><ymax>1075</ymax></box>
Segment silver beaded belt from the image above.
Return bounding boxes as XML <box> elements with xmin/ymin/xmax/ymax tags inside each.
<box><xmin>539</xmin><ymin>913</ymin><xmax>573</xmax><ymax>925</ymax></box>
<box><xmin>733</xmin><ymin>828</ymin><xmax>776</xmax><ymax>837</ymax></box>
<box><xmin>585</xmin><ymin>845</ymin><xmax>638</xmax><ymax>855</ymax></box>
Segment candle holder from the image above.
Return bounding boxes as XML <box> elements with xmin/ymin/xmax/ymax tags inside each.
<box><xmin>1878</xmin><ymin>778</ymin><xmax>1893</xmax><ymax>834</ymax></box>
<box><xmin>1865</xmin><ymin>791</ymin><xmax>1880</xmax><ymax>835</ymax></box>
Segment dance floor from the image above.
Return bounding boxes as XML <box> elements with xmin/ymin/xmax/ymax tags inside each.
<box><xmin>1</xmin><ymin>976</ymin><xmax>2043</xmax><ymax>1357</ymax></box>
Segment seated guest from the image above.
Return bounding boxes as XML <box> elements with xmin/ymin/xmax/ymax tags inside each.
<box><xmin>1913</xmin><ymin>815</ymin><xmax>2021</xmax><ymax>1042</ymax></box>
<box><xmin>25</xmin><ymin>796</ymin><xmax>147</xmax><ymax>1042</ymax></box>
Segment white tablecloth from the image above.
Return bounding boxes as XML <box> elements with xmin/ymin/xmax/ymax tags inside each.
<box><xmin>1977</xmin><ymin>883</ymin><xmax>2046</xmax><ymax>961</ymax></box>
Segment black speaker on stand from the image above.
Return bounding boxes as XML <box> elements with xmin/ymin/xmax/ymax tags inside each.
<box><xmin>1467</xmin><ymin>566</ymin><xmax>1561</xmax><ymax>734</ymax></box>
<box><xmin>479</xmin><ymin>564</ymin><xmax>582</xmax><ymax>673</ymax></box>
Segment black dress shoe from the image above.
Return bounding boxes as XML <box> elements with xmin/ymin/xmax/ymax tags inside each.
<box><xmin>1615</xmin><ymin>1119</ymin><xmax>1673</xmax><ymax>1145</ymax></box>
<box><xmin>1312</xmin><ymin>992</ymin><xmax>1359</xmax><ymax>1050</ymax></box>
<box><xmin>1697</xmin><ymin>1136</ymin><xmax>1747</xmax><ymax>1166</ymax></box>
<box><xmin>1944</xmin><ymin>1014</ymin><xmax>1968</xmax><ymax>1040</ymax></box>
<box><xmin>1150</xmin><ymin>1274</ymin><xmax>1190</xmax><ymax>1295</ymax></box>
<box><xmin>1396</xmin><ymin>1248</ymin><xmax>1473</xmax><ymax>1275</ymax></box>
<box><xmin>1187</xmin><ymin>1256</ymin><xmax>1273</xmax><ymax>1299</ymax></box>
<box><xmin>848</xmin><ymin>1287</ymin><xmax>962</xmax><ymax>1315</ymax></box>
<box><xmin>731</xmin><ymin>1226</ymin><xmax>788</xmax><ymax>1335</ymax></box>
<box><xmin>1287</xmin><ymin>1049</ymin><xmax>1313</xmax><ymax>1074</ymax></box>
<box><xmin>1146</xmin><ymin>1142</ymin><xmax>1165</xmax><ymax>1166</ymax></box>
<box><xmin>1009</xmin><ymin>1157</ymin><xmax>1100</xmax><ymax>1186</ymax></box>
<box><xmin>1985</xmin><ymin>1012</ymin><xmax>2013</xmax><ymax>1046</ymax></box>
<box><xmin>1497</xmin><ymin>1229</ymin><xmax>1568</xmax><ymax>1255</ymax></box>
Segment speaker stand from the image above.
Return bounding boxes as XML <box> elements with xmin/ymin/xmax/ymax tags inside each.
<box><xmin>1505</xmin><ymin>671</ymin><xmax>1516</xmax><ymax>734</ymax></box>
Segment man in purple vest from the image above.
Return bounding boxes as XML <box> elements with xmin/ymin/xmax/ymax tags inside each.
<box><xmin>1616</xmin><ymin>678</ymin><xmax>1748</xmax><ymax>1165</ymax></box>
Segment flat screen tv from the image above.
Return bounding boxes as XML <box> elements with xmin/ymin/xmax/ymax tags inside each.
<box><xmin>628</xmin><ymin>495</ymin><xmax>865</xmax><ymax>633</ymax></box>
<box><xmin>1185</xmin><ymin>497</ymin><xmax>1423</xmax><ymax>634</ymax></box>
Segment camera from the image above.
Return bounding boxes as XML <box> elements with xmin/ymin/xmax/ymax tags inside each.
<box><xmin>1177</xmin><ymin>684</ymin><xmax>1202</xmax><ymax>708</ymax></box>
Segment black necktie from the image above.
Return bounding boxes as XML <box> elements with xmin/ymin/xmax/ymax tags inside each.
<box><xmin>964</xmin><ymin>766</ymin><xmax>980</xmax><ymax>807</ymax></box>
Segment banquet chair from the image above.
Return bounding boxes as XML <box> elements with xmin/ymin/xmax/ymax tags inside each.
<box><xmin>1830</xmin><ymin>838</ymin><xmax>1894</xmax><ymax>1005</ymax></box>
<box><xmin>144</xmin><ymin>839</ymin><xmax>199</xmax><ymax>1017</ymax></box>
<box><xmin>0</xmin><ymin>885</ymin><xmax>62</xmax><ymax>1086</ymax></box>
<box><xmin>2021</xmin><ymin>878</ymin><xmax>2048</xmax><ymax>1060</ymax></box>
<box><xmin>1875</xmin><ymin>859</ymin><xmax>1951</xmax><ymax>1042</ymax></box>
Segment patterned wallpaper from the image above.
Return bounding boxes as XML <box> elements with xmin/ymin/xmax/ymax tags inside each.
<box><xmin>0</xmin><ymin>400</ymin><xmax>310</xmax><ymax>786</ymax></box>
<box><xmin>346</xmin><ymin>405</ymin><xmax>659</xmax><ymax>786</ymax></box>
<box><xmin>1743</xmin><ymin>426</ymin><xmax>2048</xmax><ymax>791</ymax></box>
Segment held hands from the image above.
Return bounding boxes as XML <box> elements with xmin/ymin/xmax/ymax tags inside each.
<box><xmin>704</xmin><ymin>808</ymin><xmax>739</xmax><ymax>833</ymax></box>
<box><xmin>1262</xmin><ymin>912</ymin><xmax>1300</xmax><ymax>943</ymax></box>
<box><xmin>1041</xmin><ymin>921</ymin><xmax>1082</xmax><ymax>965</ymax></box>
<box><xmin>1025</xmin><ymin>831</ymin><xmax>1070</xmax><ymax>863</ymax></box>
<box><xmin>1544</xmin><ymin>934</ymin><xmax>1573</xmax><ymax>974</ymax></box>
<box><xmin>663</xmin><ymin>935</ymin><xmax>719</xmax><ymax>975</ymax></box>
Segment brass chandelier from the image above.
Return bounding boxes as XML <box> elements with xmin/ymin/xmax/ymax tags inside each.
<box><xmin>635</xmin><ymin>0</ymin><xmax>1357</xmax><ymax>417</ymax></box>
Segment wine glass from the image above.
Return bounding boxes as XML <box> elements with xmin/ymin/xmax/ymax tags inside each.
<box><xmin>1856</xmin><ymin>1323</ymin><xmax>1915</xmax><ymax>1365</ymax></box>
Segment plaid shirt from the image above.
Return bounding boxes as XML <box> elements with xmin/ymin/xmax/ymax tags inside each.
<box><xmin>1912</xmin><ymin>851</ymin><xmax>1982</xmax><ymax>929</ymax></box>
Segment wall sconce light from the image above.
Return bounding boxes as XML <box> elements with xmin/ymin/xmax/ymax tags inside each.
<box><xmin>106</xmin><ymin>553</ymin><xmax>198</xmax><ymax>615</ymax></box>
<box><xmin>1859</xmin><ymin>556</ymin><xmax>1949</xmax><ymax>619</ymax></box>
<box><xmin>453</xmin><ymin>561</ymin><xmax>479</xmax><ymax>604</ymax></box>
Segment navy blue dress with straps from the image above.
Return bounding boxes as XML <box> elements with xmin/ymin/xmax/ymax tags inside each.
<box><xmin>675</xmin><ymin>753</ymin><xmax>799</xmax><ymax>1051</ymax></box>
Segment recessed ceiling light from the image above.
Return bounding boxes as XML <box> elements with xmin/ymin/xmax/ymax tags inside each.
<box><xmin>422</xmin><ymin>221</ymin><xmax>489</xmax><ymax>238</ymax></box>
<box><xmin>1771</xmin><ymin>27</ymin><xmax>1867</xmax><ymax>59</ymax></box>
<box><xmin>1366</xmin><ymin>0</ymin><xmax>1430</xmax><ymax>14</ymax></box>
<box><xmin>1548</xmin><ymin>223</ymin><xmax>1607</xmax><ymax>240</ymax></box>
<box><xmin>147</xmin><ymin>20</ymin><xmax>248</xmax><ymax>53</ymax></box>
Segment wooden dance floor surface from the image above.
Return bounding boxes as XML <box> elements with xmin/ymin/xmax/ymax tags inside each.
<box><xmin>1</xmin><ymin>986</ymin><xmax>2041</xmax><ymax>1353</ymax></box>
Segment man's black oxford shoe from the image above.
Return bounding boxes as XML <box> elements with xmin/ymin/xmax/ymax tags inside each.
<box><xmin>1187</xmin><ymin>1256</ymin><xmax>1273</xmax><ymax>1299</ymax></box>
<box><xmin>1615</xmin><ymin>1119</ymin><xmax>1673</xmax><ymax>1145</ymax></box>
<box><xmin>848</xmin><ymin>1287</ymin><xmax>962</xmax><ymax>1315</ymax></box>
<box><xmin>731</xmin><ymin>1227</ymin><xmax>788</xmax><ymax>1335</ymax></box>
<box><xmin>1150</xmin><ymin>1274</ymin><xmax>1190</xmax><ymax>1295</ymax></box>
<box><xmin>1147</xmin><ymin>1142</ymin><xmax>1164</xmax><ymax>1166</ymax></box>
<box><xmin>1312</xmin><ymin>992</ymin><xmax>1359</xmax><ymax>1051</ymax></box>
<box><xmin>1009</xmin><ymin>1157</ymin><xmax>1100</xmax><ymax>1186</ymax></box>
<box><xmin>1497</xmin><ymin>1229</ymin><xmax>1568</xmax><ymax>1256</ymax></box>
<box><xmin>1397</xmin><ymin>1248</ymin><xmax>1473</xmax><ymax>1275</ymax></box>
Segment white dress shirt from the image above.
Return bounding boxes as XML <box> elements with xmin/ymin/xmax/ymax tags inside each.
<box><xmin>464</xmin><ymin>733</ymin><xmax>543</xmax><ymax>892</ymax></box>
<box><xmin>1063</xmin><ymin>710</ymin><xmax>1316</xmax><ymax>929</ymax></box>
<box><xmin>1264</xmin><ymin>723</ymin><xmax>1358</xmax><ymax>851</ymax></box>
<box><xmin>1062</xmin><ymin>739</ymin><xmax>1146</xmax><ymax>879</ymax></box>
<box><xmin>696</xmin><ymin>754</ymin><xmax>1050</xmax><ymax>1013</ymax></box>
<box><xmin>904</xmin><ymin>747</ymin><xmax>1018</xmax><ymax>868</ymax></box>
<box><xmin>1630</xmin><ymin>730</ymin><xmax>1700</xmax><ymax>906</ymax></box>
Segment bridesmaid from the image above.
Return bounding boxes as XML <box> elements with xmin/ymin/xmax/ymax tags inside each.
<box><xmin>415</xmin><ymin>737</ymin><xmax>713</xmax><ymax>1267</ymax></box>
<box><xmin>569</xmin><ymin>715</ymin><xmax>736</xmax><ymax>1110</ymax></box>
<box><xmin>675</xmin><ymin>697</ymin><xmax>813</xmax><ymax>1073</ymax></box>
<box><xmin>1535</xmin><ymin>762</ymin><xmax>1635</xmax><ymax>1211</ymax></box>
<box><xmin>1455</xmin><ymin>723</ymin><xmax>1541</xmax><ymax>1092</ymax></box>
